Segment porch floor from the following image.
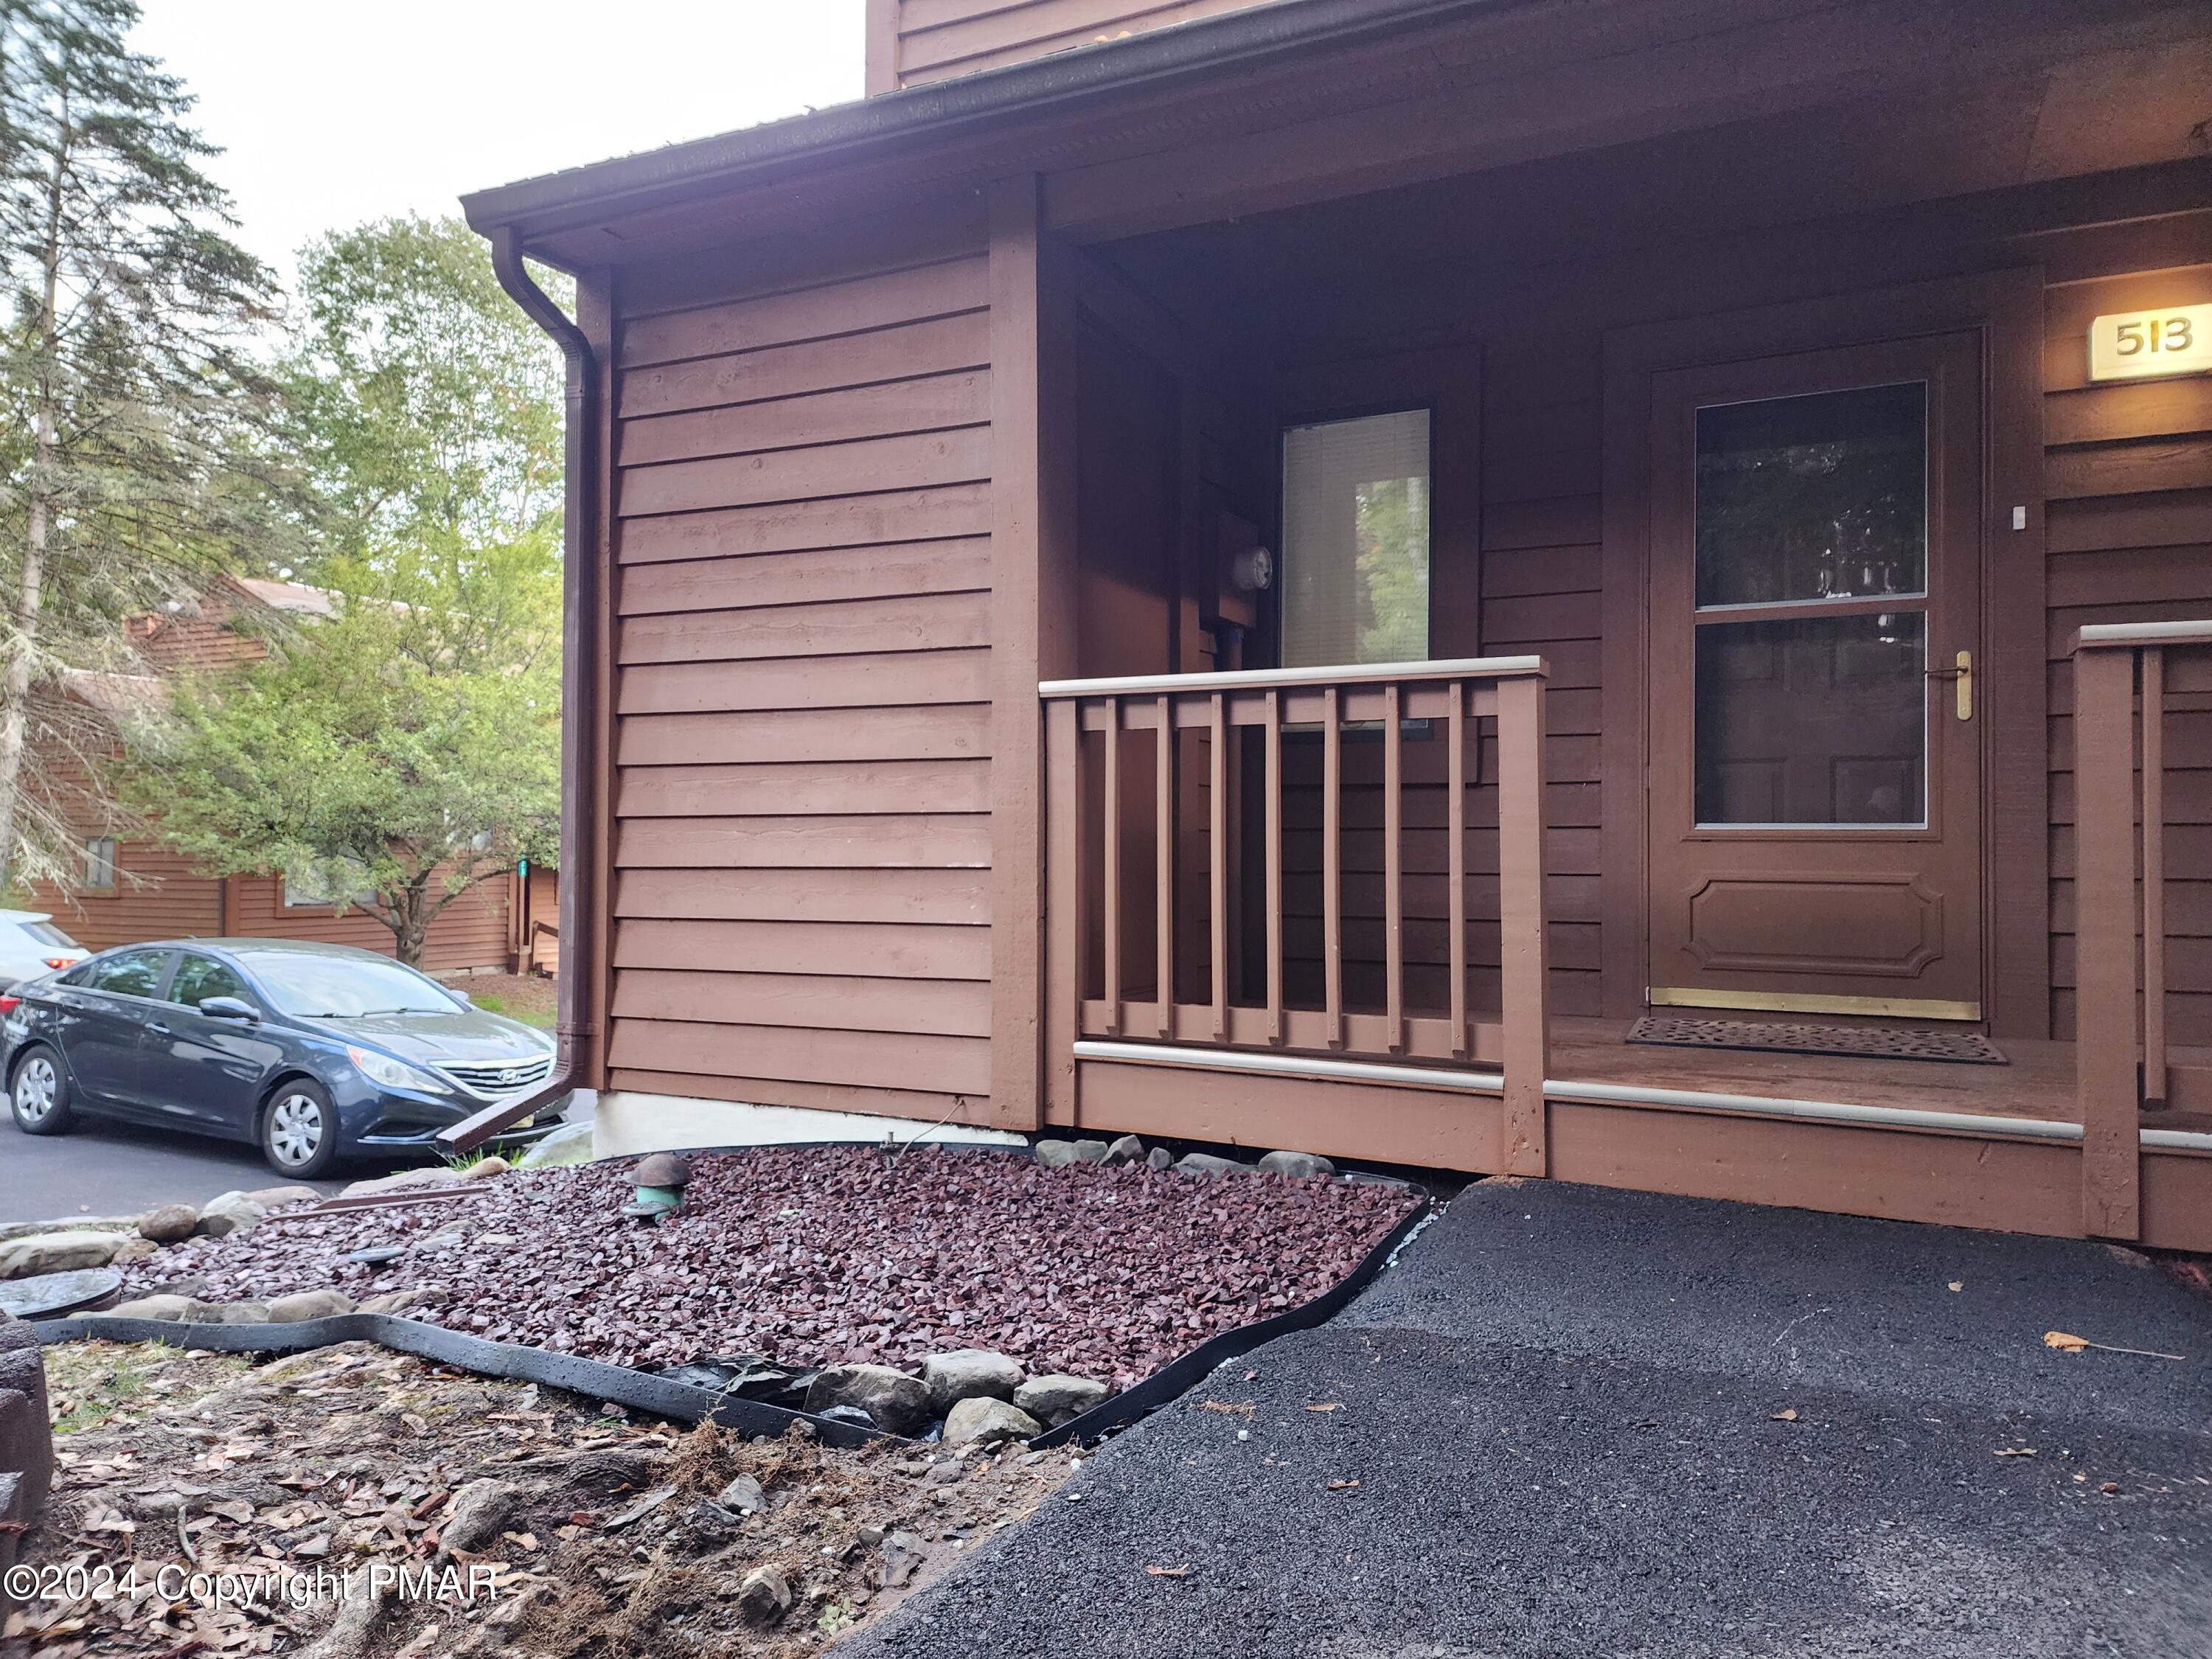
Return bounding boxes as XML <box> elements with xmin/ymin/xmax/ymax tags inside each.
<box><xmin>1547</xmin><ymin>1018</ymin><xmax>2212</xmax><ymax>1135</ymax></box>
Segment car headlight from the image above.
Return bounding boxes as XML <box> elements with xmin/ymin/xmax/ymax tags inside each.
<box><xmin>346</xmin><ymin>1045</ymin><xmax>453</xmax><ymax>1096</ymax></box>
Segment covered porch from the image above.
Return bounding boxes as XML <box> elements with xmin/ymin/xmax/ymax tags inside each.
<box><xmin>1006</xmin><ymin>61</ymin><xmax>2212</xmax><ymax>1246</ymax></box>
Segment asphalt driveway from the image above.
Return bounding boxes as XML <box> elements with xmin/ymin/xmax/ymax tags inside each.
<box><xmin>847</xmin><ymin>1180</ymin><xmax>2212</xmax><ymax>1658</ymax></box>
<box><xmin>0</xmin><ymin>1111</ymin><xmax>348</xmax><ymax>1221</ymax></box>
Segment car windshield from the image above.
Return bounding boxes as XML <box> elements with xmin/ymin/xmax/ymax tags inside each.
<box><xmin>242</xmin><ymin>954</ymin><xmax>461</xmax><ymax>1018</ymax></box>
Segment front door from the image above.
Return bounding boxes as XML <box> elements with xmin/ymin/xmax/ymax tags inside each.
<box><xmin>1647</xmin><ymin>333</ymin><xmax>1984</xmax><ymax>1020</ymax></box>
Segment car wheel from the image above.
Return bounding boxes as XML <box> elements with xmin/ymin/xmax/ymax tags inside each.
<box><xmin>10</xmin><ymin>1045</ymin><xmax>75</xmax><ymax>1135</ymax></box>
<box><xmin>261</xmin><ymin>1079</ymin><xmax>339</xmax><ymax>1178</ymax></box>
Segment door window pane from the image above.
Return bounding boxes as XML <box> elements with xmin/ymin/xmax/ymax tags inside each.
<box><xmin>1694</xmin><ymin>613</ymin><xmax>1925</xmax><ymax>825</ymax></box>
<box><xmin>1695</xmin><ymin>383</ymin><xmax>1926</xmax><ymax>607</ymax></box>
<box><xmin>86</xmin><ymin>949</ymin><xmax>170</xmax><ymax>999</ymax></box>
<box><xmin>1281</xmin><ymin>409</ymin><xmax>1430</xmax><ymax>668</ymax></box>
<box><xmin>170</xmin><ymin>956</ymin><xmax>250</xmax><ymax>1010</ymax></box>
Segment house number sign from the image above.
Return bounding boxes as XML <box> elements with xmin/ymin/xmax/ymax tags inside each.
<box><xmin>2088</xmin><ymin>303</ymin><xmax>2212</xmax><ymax>382</ymax></box>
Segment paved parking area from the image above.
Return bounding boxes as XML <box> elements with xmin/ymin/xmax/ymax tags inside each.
<box><xmin>846</xmin><ymin>1180</ymin><xmax>2212</xmax><ymax>1658</ymax></box>
<box><xmin>0</xmin><ymin>1113</ymin><xmax>348</xmax><ymax>1221</ymax></box>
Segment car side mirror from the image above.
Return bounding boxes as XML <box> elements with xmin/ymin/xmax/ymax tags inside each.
<box><xmin>200</xmin><ymin>996</ymin><xmax>259</xmax><ymax>1023</ymax></box>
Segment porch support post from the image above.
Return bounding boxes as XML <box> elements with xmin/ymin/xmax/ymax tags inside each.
<box><xmin>2073</xmin><ymin>642</ymin><xmax>2140</xmax><ymax>1239</ymax></box>
<box><xmin>1497</xmin><ymin>672</ymin><xmax>1551</xmax><ymax>1177</ymax></box>
<box><xmin>990</xmin><ymin>173</ymin><xmax>1078</xmax><ymax>1131</ymax></box>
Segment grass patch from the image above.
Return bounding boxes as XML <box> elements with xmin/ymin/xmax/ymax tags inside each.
<box><xmin>42</xmin><ymin>1341</ymin><xmax>247</xmax><ymax>1435</ymax></box>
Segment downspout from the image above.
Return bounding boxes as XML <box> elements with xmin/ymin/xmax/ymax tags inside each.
<box><xmin>438</xmin><ymin>229</ymin><xmax>598</xmax><ymax>1153</ymax></box>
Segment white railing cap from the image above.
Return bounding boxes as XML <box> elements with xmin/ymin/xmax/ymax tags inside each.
<box><xmin>1039</xmin><ymin>655</ymin><xmax>1547</xmax><ymax>699</ymax></box>
<box><xmin>2076</xmin><ymin>620</ymin><xmax>2212</xmax><ymax>650</ymax></box>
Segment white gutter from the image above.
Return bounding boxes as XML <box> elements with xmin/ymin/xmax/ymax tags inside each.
<box><xmin>1073</xmin><ymin>1039</ymin><xmax>2212</xmax><ymax>1151</ymax></box>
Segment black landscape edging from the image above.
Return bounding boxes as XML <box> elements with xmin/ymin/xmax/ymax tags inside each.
<box><xmin>1031</xmin><ymin>1186</ymin><xmax>1431</xmax><ymax>1448</ymax></box>
<box><xmin>29</xmin><ymin>1312</ymin><xmax>886</xmax><ymax>1448</ymax></box>
<box><xmin>31</xmin><ymin>1154</ymin><xmax>1429</xmax><ymax>1453</ymax></box>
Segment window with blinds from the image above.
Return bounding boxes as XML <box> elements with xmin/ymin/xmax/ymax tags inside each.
<box><xmin>1280</xmin><ymin>408</ymin><xmax>1433</xmax><ymax>669</ymax></box>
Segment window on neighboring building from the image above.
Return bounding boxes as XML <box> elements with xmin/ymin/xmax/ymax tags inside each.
<box><xmin>283</xmin><ymin>858</ymin><xmax>375</xmax><ymax>909</ymax></box>
<box><xmin>1280</xmin><ymin>408</ymin><xmax>1433</xmax><ymax>669</ymax></box>
<box><xmin>81</xmin><ymin>837</ymin><xmax>117</xmax><ymax>891</ymax></box>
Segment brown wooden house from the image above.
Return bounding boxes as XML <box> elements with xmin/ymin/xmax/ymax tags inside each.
<box><xmin>24</xmin><ymin>576</ymin><xmax>522</xmax><ymax>975</ymax></box>
<box><xmin>459</xmin><ymin>0</ymin><xmax>2212</xmax><ymax>1249</ymax></box>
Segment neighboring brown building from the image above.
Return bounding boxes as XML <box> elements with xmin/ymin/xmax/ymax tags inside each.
<box><xmin>463</xmin><ymin>0</ymin><xmax>2212</xmax><ymax>1249</ymax></box>
<box><xmin>24</xmin><ymin>576</ymin><xmax>525</xmax><ymax>976</ymax></box>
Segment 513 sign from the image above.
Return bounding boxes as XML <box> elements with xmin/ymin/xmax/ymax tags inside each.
<box><xmin>2088</xmin><ymin>303</ymin><xmax>2212</xmax><ymax>383</ymax></box>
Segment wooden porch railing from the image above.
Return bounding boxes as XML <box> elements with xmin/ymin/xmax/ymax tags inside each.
<box><xmin>2073</xmin><ymin>619</ymin><xmax>2212</xmax><ymax>1239</ymax></box>
<box><xmin>1040</xmin><ymin>655</ymin><xmax>1552</xmax><ymax>1173</ymax></box>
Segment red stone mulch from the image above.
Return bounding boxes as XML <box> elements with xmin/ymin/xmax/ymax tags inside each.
<box><xmin>116</xmin><ymin>1147</ymin><xmax>1419</xmax><ymax>1388</ymax></box>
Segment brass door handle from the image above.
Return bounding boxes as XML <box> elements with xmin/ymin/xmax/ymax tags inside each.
<box><xmin>1925</xmin><ymin>650</ymin><xmax>1972</xmax><ymax>720</ymax></box>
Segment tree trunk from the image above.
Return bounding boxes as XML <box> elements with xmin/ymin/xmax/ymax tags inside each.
<box><xmin>0</xmin><ymin>148</ymin><xmax>67</xmax><ymax>889</ymax></box>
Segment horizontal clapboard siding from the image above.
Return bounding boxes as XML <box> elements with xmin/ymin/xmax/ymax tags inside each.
<box><xmin>881</xmin><ymin>0</ymin><xmax>1284</xmax><ymax>88</ymax></box>
<box><xmin>2042</xmin><ymin>264</ymin><xmax>2212</xmax><ymax>1044</ymax></box>
<box><xmin>610</xmin><ymin>251</ymin><xmax>994</xmax><ymax>1119</ymax></box>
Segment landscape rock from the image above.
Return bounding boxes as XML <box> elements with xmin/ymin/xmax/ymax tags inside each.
<box><xmin>515</xmin><ymin>1119</ymin><xmax>594</xmax><ymax>1169</ymax></box>
<box><xmin>717</xmin><ymin>1472</ymin><xmax>766</xmax><ymax>1514</ymax></box>
<box><xmin>1258</xmin><ymin>1149</ymin><xmax>1337</xmax><ymax>1180</ymax></box>
<box><xmin>267</xmin><ymin>1289</ymin><xmax>355</xmax><ymax>1323</ymax></box>
<box><xmin>805</xmin><ymin>1363</ymin><xmax>930</xmax><ymax>1434</ymax></box>
<box><xmin>437</xmin><ymin>1478</ymin><xmax>515</xmax><ymax>1558</ymax></box>
<box><xmin>339</xmin><ymin>1166</ymin><xmax>469</xmax><ymax>1199</ymax></box>
<box><xmin>878</xmin><ymin>1530</ymin><xmax>928</xmax><ymax>1589</ymax></box>
<box><xmin>942</xmin><ymin>1396</ymin><xmax>1043</xmax><ymax>1448</ymax></box>
<box><xmin>460</xmin><ymin>1156</ymin><xmax>510</xmax><ymax>1180</ymax></box>
<box><xmin>1013</xmin><ymin>1374</ymin><xmax>1109</xmax><ymax>1425</ymax></box>
<box><xmin>0</xmin><ymin>1216</ymin><xmax>139</xmax><ymax>1243</ymax></box>
<box><xmin>243</xmin><ymin>1185</ymin><xmax>323</xmax><ymax>1211</ymax></box>
<box><xmin>1146</xmin><ymin>1146</ymin><xmax>1173</xmax><ymax>1171</ymax></box>
<box><xmin>195</xmin><ymin>1192</ymin><xmax>268</xmax><ymax>1238</ymax></box>
<box><xmin>0</xmin><ymin>1309</ymin><xmax>52</xmax><ymax>1521</ymax></box>
<box><xmin>137</xmin><ymin>1203</ymin><xmax>200</xmax><ymax>1244</ymax></box>
<box><xmin>0</xmin><ymin>1320</ymin><xmax>47</xmax><ymax>1620</ymax></box>
<box><xmin>1173</xmin><ymin>1152</ymin><xmax>1254</xmax><ymax>1178</ymax></box>
<box><xmin>355</xmin><ymin>1288</ymin><xmax>430</xmax><ymax>1317</ymax></box>
<box><xmin>107</xmin><ymin>1293</ymin><xmax>201</xmax><ymax>1321</ymax></box>
<box><xmin>1104</xmin><ymin>1135</ymin><xmax>1147</xmax><ymax>1166</ymax></box>
<box><xmin>921</xmin><ymin>1349</ymin><xmax>1024</xmax><ymax>1415</ymax></box>
<box><xmin>0</xmin><ymin>1229</ymin><xmax>127</xmax><ymax>1280</ymax></box>
<box><xmin>1070</xmin><ymin>1139</ymin><xmax>1110</xmax><ymax>1164</ymax></box>
<box><xmin>196</xmin><ymin>1301</ymin><xmax>271</xmax><ymax>1324</ymax></box>
<box><xmin>737</xmin><ymin>1563</ymin><xmax>791</xmax><ymax>1627</ymax></box>
<box><xmin>813</xmin><ymin>1404</ymin><xmax>875</xmax><ymax>1429</ymax></box>
<box><xmin>108</xmin><ymin>1237</ymin><xmax>159</xmax><ymax>1263</ymax></box>
<box><xmin>1032</xmin><ymin>1139</ymin><xmax>1082</xmax><ymax>1168</ymax></box>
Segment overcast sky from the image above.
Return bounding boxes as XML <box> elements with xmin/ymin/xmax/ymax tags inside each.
<box><xmin>132</xmin><ymin>2</ymin><xmax>866</xmax><ymax>282</ymax></box>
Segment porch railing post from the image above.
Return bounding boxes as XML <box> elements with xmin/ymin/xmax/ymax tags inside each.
<box><xmin>2073</xmin><ymin>640</ymin><xmax>2141</xmax><ymax>1240</ymax></box>
<box><xmin>2140</xmin><ymin>647</ymin><xmax>2166</xmax><ymax>1110</ymax></box>
<box><xmin>1043</xmin><ymin>698</ymin><xmax>1083</xmax><ymax>1124</ymax></box>
<box><xmin>1496</xmin><ymin>672</ymin><xmax>1551</xmax><ymax>1177</ymax></box>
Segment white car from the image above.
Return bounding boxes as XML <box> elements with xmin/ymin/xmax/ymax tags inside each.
<box><xmin>0</xmin><ymin>910</ymin><xmax>87</xmax><ymax>992</ymax></box>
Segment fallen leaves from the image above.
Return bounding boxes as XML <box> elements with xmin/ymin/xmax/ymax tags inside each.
<box><xmin>1197</xmin><ymin>1399</ymin><xmax>1256</xmax><ymax>1418</ymax></box>
<box><xmin>1994</xmin><ymin>1447</ymin><xmax>2037</xmax><ymax>1458</ymax></box>
<box><xmin>1325</xmin><ymin>1478</ymin><xmax>1360</xmax><ymax>1492</ymax></box>
<box><xmin>1770</xmin><ymin>1409</ymin><xmax>1798</xmax><ymax>1422</ymax></box>
<box><xmin>1305</xmin><ymin>1402</ymin><xmax>1343</xmax><ymax>1413</ymax></box>
<box><xmin>1144</xmin><ymin>1564</ymin><xmax>1191</xmax><ymax>1578</ymax></box>
<box><xmin>2045</xmin><ymin>1331</ymin><xmax>2186</xmax><ymax>1360</ymax></box>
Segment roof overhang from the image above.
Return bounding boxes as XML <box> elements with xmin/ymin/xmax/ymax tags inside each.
<box><xmin>461</xmin><ymin>0</ymin><xmax>1500</xmax><ymax>263</ymax></box>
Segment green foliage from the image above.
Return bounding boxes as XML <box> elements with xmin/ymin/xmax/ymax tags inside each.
<box><xmin>1355</xmin><ymin>474</ymin><xmax>1429</xmax><ymax>663</ymax></box>
<box><xmin>136</xmin><ymin>543</ymin><xmax>560</xmax><ymax>965</ymax></box>
<box><xmin>0</xmin><ymin>0</ymin><xmax>286</xmax><ymax>889</ymax></box>
<box><xmin>282</xmin><ymin>215</ymin><xmax>567</xmax><ymax>566</ymax></box>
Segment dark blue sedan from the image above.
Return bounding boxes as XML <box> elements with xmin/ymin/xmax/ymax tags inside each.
<box><xmin>1</xmin><ymin>939</ymin><xmax>566</xmax><ymax>1178</ymax></box>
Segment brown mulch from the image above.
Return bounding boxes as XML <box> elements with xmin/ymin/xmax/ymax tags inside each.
<box><xmin>10</xmin><ymin>1339</ymin><xmax>1071</xmax><ymax>1658</ymax></box>
<box><xmin>116</xmin><ymin>1147</ymin><xmax>1418</xmax><ymax>1386</ymax></box>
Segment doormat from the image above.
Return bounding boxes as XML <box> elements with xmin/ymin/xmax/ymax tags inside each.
<box><xmin>1626</xmin><ymin>1015</ymin><xmax>2006</xmax><ymax>1065</ymax></box>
